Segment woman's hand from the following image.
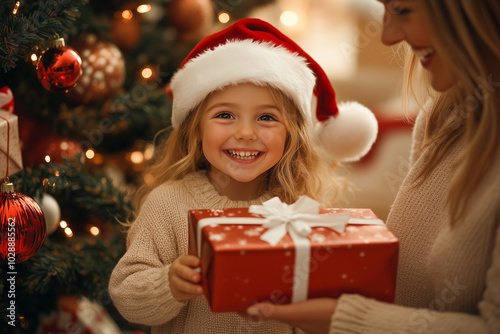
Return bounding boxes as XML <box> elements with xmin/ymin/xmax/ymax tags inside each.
<box><xmin>169</xmin><ymin>255</ymin><xmax>204</xmax><ymax>301</ymax></box>
<box><xmin>245</xmin><ymin>298</ymin><xmax>337</xmax><ymax>334</ymax></box>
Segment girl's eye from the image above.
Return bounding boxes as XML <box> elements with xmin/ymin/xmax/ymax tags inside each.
<box><xmin>258</xmin><ymin>114</ymin><xmax>278</xmax><ymax>121</ymax></box>
<box><xmin>389</xmin><ymin>5</ymin><xmax>411</xmax><ymax>15</ymax></box>
<box><xmin>214</xmin><ymin>112</ymin><xmax>234</xmax><ymax>119</ymax></box>
<box><xmin>393</xmin><ymin>8</ymin><xmax>410</xmax><ymax>15</ymax></box>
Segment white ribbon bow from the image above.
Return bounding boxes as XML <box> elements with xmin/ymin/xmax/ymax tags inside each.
<box><xmin>248</xmin><ymin>196</ymin><xmax>353</xmax><ymax>303</ymax></box>
<box><xmin>249</xmin><ymin>196</ymin><xmax>351</xmax><ymax>247</ymax></box>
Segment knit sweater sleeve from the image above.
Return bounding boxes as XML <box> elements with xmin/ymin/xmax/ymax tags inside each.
<box><xmin>329</xmin><ymin>221</ymin><xmax>500</xmax><ymax>333</ymax></box>
<box><xmin>109</xmin><ymin>185</ymin><xmax>187</xmax><ymax>326</ymax></box>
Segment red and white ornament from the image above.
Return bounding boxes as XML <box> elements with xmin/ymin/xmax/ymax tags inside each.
<box><xmin>36</xmin><ymin>38</ymin><xmax>82</xmax><ymax>92</ymax></box>
<box><xmin>0</xmin><ymin>86</ymin><xmax>14</xmax><ymax>113</ymax></box>
<box><xmin>37</xmin><ymin>296</ymin><xmax>123</xmax><ymax>334</ymax></box>
<box><xmin>68</xmin><ymin>37</ymin><xmax>125</xmax><ymax>105</ymax></box>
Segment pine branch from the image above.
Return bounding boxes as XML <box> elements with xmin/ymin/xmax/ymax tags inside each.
<box><xmin>10</xmin><ymin>158</ymin><xmax>134</xmax><ymax>223</ymax></box>
<box><xmin>0</xmin><ymin>0</ymin><xmax>88</xmax><ymax>73</ymax></box>
<box><xmin>55</xmin><ymin>88</ymin><xmax>172</xmax><ymax>153</ymax></box>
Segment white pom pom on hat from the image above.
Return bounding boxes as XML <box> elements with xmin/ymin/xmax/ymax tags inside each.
<box><xmin>167</xmin><ymin>18</ymin><xmax>378</xmax><ymax>162</ymax></box>
<box><xmin>316</xmin><ymin>101</ymin><xmax>378</xmax><ymax>162</ymax></box>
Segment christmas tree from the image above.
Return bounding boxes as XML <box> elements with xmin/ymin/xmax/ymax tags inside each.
<box><xmin>0</xmin><ymin>0</ymin><xmax>274</xmax><ymax>332</ymax></box>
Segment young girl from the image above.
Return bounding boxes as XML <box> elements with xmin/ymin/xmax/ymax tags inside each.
<box><xmin>247</xmin><ymin>1</ymin><xmax>500</xmax><ymax>333</ymax></box>
<box><xmin>109</xmin><ymin>18</ymin><xmax>377</xmax><ymax>334</ymax></box>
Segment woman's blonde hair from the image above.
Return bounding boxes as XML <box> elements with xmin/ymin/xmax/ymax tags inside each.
<box><xmin>403</xmin><ymin>0</ymin><xmax>500</xmax><ymax>225</ymax></box>
<box><xmin>130</xmin><ymin>84</ymin><xmax>345</xmax><ymax>222</ymax></box>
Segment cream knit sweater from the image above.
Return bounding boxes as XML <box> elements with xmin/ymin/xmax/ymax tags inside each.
<box><xmin>109</xmin><ymin>171</ymin><xmax>293</xmax><ymax>333</ymax></box>
<box><xmin>330</xmin><ymin>111</ymin><xmax>500</xmax><ymax>333</ymax></box>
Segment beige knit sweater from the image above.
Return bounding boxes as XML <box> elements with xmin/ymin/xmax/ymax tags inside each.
<box><xmin>330</xmin><ymin>111</ymin><xmax>500</xmax><ymax>333</ymax></box>
<box><xmin>109</xmin><ymin>171</ymin><xmax>293</xmax><ymax>333</ymax></box>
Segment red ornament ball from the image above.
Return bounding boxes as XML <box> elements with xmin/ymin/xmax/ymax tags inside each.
<box><xmin>0</xmin><ymin>183</ymin><xmax>47</xmax><ymax>264</ymax></box>
<box><xmin>68</xmin><ymin>40</ymin><xmax>125</xmax><ymax>105</ymax></box>
<box><xmin>37</xmin><ymin>45</ymin><xmax>82</xmax><ymax>92</ymax></box>
<box><xmin>168</xmin><ymin>0</ymin><xmax>214</xmax><ymax>40</ymax></box>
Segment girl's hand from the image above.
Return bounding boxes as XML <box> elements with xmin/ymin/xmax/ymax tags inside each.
<box><xmin>244</xmin><ymin>298</ymin><xmax>337</xmax><ymax>334</ymax></box>
<box><xmin>169</xmin><ymin>255</ymin><xmax>204</xmax><ymax>301</ymax></box>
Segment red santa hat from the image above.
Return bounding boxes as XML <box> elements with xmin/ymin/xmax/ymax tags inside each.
<box><xmin>168</xmin><ymin>18</ymin><xmax>377</xmax><ymax>162</ymax></box>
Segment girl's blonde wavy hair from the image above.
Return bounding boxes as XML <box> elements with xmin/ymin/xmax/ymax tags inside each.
<box><xmin>129</xmin><ymin>84</ymin><xmax>346</xmax><ymax>224</ymax></box>
<box><xmin>403</xmin><ymin>0</ymin><xmax>500</xmax><ymax>225</ymax></box>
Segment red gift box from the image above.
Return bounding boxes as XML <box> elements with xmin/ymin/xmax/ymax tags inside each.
<box><xmin>188</xmin><ymin>196</ymin><xmax>398</xmax><ymax>312</ymax></box>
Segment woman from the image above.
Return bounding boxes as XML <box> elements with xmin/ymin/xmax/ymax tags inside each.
<box><xmin>246</xmin><ymin>0</ymin><xmax>500</xmax><ymax>333</ymax></box>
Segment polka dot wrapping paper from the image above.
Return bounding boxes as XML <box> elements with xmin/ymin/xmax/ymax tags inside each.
<box><xmin>188</xmin><ymin>206</ymin><xmax>399</xmax><ymax>313</ymax></box>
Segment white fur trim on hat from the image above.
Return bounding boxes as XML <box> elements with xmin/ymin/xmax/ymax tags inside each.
<box><xmin>170</xmin><ymin>39</ymin><xmax>316</xmax><ymax>128</ymax></box>
<box><xmin>315</xmin><ymin>101</ymin><xmax>378</xmax><ymax>162</ymax></box>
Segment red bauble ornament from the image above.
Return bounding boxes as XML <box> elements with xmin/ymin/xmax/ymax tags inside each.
<box><xmin>168</xmin><ymin>0</ymin><xmax>214</xmax><ymax>40</ymax></box>
<box><xmin>0</xmin><ymin>181</ymin><xmax>47</xmax><ymax>264</ymax></box>
<box><xmin>37</xmin><ymin>38</ymin><xmax>82</xmax><ymax>92</ymax></box>
<box><xmin>68</xmin><ymin>37</ymin><xmax>125</xmax><ymax>105</ymax></box>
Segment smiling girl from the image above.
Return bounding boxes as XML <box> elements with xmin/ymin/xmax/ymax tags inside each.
<box><xmin>108</xmin><ymin>18</ymin><xmax>377</xmax><ymax>334</ymax></box>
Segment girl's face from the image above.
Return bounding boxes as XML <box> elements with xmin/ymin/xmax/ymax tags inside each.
<box><xmin>378</xmin><ymin>0</ymin><xmax>458</xmax><ymax>92</ymax></box>
<box><xmin>199</xmin><ymin>83</ymin><xmax>287</xmax><ymax>189</ymax></box>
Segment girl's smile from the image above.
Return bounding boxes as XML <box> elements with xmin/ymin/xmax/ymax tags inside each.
<box><xmin>226</xmin><ymin>149</ymin><xmax>263</xmax><ymax>161</ymax></box>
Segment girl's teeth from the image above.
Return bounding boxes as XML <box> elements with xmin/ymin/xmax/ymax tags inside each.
<box><xmin>228</xmin><ymin>150</ymin><xmax>260</xmax><ymax>159</ymax></box>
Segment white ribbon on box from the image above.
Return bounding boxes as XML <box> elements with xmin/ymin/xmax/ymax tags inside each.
<box><xmin>196</xmin><ymin>196</ymin><xmax>384</xmax><ymax>303</ymax></box>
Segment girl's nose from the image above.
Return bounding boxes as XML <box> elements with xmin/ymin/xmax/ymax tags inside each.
<box><xmin>235</xmin><ymin>121</ymin><xmax>257</xmax><ymax>141</ymax></box>
<box><xmin>380</xmin><ymin>12</ymin><xmax>404</xmax><ymax>46</ymax></box>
